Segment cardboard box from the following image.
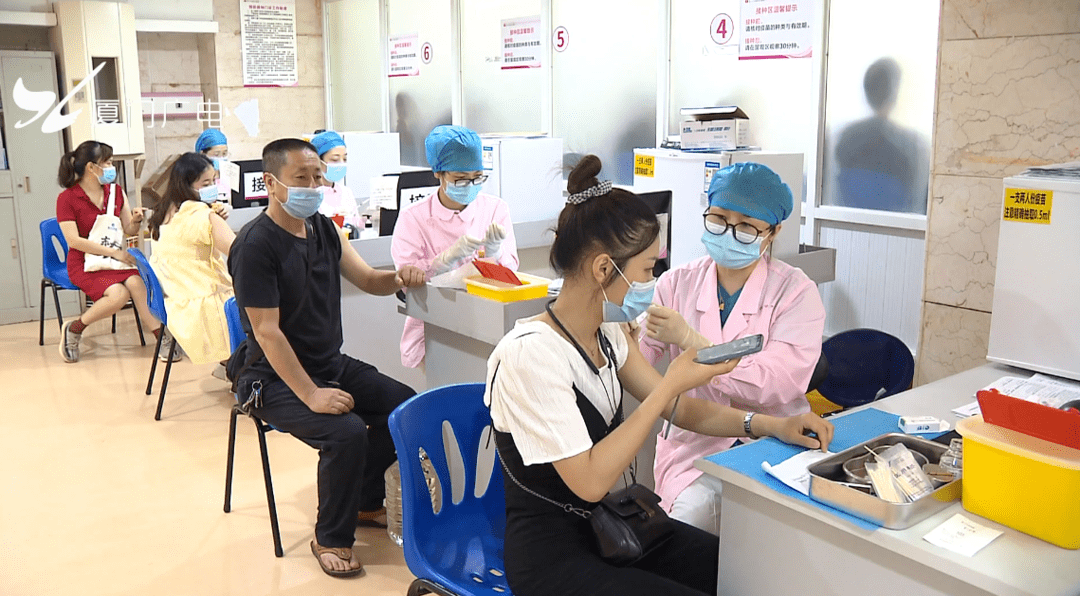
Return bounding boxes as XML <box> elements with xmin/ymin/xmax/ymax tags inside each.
<box><xmin>679</xmin><ymin>106</ymin><xmax>750</xmax><ymax>151</ymax></box>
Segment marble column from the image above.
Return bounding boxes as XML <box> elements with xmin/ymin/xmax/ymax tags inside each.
<box><xmin>917</xmin><ymin>0</ymin><xmax>1080</xmax><ymax>385</ymax></box>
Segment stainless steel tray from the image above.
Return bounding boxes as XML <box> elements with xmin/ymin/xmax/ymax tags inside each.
<box><xmin>807</xmin><ymin>433</ymin><xmax>961</xmax><ymax>530</ymax></box>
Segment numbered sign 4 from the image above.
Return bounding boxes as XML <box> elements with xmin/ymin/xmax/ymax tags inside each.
<box><xmin>710</xmin><ymin>13</ymin><xmax>734</xmax><ymax>45</ymax></box>
<box><xmin>553</xmin><ymin>26</ymin><xmax>569</xmax><ymax>52</ymax></box>
<box><xmin>421</xmin><ymin>42</ymin><xmax>433</xmax><ymax>64</ymax></box>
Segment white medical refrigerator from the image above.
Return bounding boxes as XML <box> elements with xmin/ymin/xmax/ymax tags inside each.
<box><xmin>987</xmin><ymin>171</ymin><xmax>1080</xmax><ymax>381</ymax></box>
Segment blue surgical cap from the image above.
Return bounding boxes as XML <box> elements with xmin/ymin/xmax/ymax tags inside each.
<box><xmin>707</xmin><ymin>162</ymin><xmax>793</xmax><ymax>226</ymax></box>
<box><xmin>311</xmin><ymin>130</ymin><xmax>346</xmax><ymax>158</ymax></box>
<box><xmin>195</xmin><ymin>128</ymin><xmax>228</xmax><ymax>153</ymax></box>
<box><xmin>425</xmin><ymin>125</ymin><xmax>482</xmax><ymax>172</ymax></box>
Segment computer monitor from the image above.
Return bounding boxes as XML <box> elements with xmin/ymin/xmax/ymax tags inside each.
<box><xmin>230</xmin><ymin>159</ymin><xmax>270</xmax><ymax>208</ymax></box>
<box><xmin>636</xmin><ymin>189</ymin><xmax>673</xmax><ymax>276</ymax></box>
<box><xmin>379</xmin><ymin>169</ymin><xmax>440</xmax><ymax>236</ymax></box>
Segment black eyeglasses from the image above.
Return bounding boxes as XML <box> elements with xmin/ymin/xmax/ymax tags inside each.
<box><xmin>702</xmin><ymin>213</ymin><xmax>772</xmax><ymax>244</ymax></box>
<box><xmin>447</xmin><ymin>175</ymin><xmax>489</xmax><ymax>188</ymax></box>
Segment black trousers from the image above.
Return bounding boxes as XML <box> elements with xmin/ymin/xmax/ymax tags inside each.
<box><xmin>505</xmin><ymin>517</ymin><xmax>719</xmax><ymax>596</ymax></box>
<box><xmin>242</xmin><ymin>354</ymin><xmax>415</xmax><ymax>548</ymax></box>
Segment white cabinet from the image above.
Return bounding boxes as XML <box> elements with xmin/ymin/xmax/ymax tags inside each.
<box><xmin>0</xmin><ymin>51</ymin><xmax>69</xmax><ymax>323</ymax></box>
<box><xmin>479</xmin><ymin>136</ymin><xmax>564</xmax><ymax>224</ymax></box>
<box><xmin>52</xmin><ymin>0</ymin><xmax>144</xmax><ymax>154</ymax></box>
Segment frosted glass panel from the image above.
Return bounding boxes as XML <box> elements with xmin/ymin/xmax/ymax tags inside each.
<box><xmin>326</xmin><ymin>0</ymin><xmax>383</xmax><ymax>132</ymax></box>
<box><xmin>820</xmin><ymin>0</ymin><xmax>938</xmax><ymax>214</ymax></box>
<box><xmin>552</xmin><ymin>0</ymin><xmax>657</xmax><ymax>184</ymax></box>
<box><xmin>668</xmin><ymin>0</ymin><xmax>824</xmax><ymax>201</ymax></box>
<box><xmin>461</xmin><ymin>0</ymin><xmax>542</xmax><ymax>133</ymax></box>
<box><xmin>388</xmin><ymin>0</ymin><xmax>453</xmax><ymax>166</ymax></box>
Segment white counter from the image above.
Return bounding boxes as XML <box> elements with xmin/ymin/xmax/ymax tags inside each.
<box><xmin>697</xmin><ymin>363</ymin><xmax>1080</xmax><ymax>596</ymax></box>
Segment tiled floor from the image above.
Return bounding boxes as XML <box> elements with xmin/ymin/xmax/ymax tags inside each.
<box><xmin>0</xmin><ymin>317</ymin><xmax>414</xmax><ymax>596</ymax></box>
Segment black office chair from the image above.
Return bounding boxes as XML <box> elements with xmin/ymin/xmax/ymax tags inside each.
<box><xmin>807</xmin><ymin>352</ymin><xmax>830</xmax><ymax>394</ymax></box>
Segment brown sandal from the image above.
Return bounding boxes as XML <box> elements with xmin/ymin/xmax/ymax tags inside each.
<box><xmin>357</xmin><ymin>507</ymin><xmax>388</xmax><ymax>529</ymax></box>
<box><xmin>310</xmin><ymin>540</ymin><xmax>364</xmax><ymax>578</ymax></box>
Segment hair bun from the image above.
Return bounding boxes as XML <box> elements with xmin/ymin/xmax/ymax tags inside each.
<box><xmin>567</xmin><ymin>154</ymin><xmax>603</xmax><ymax>195</ymax></box>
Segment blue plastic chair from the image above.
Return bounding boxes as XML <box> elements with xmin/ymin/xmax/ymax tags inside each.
<box><xmin>39</xmin><ymin>218</ymin><xmax>144</xmax><ymax>346</ymax></box>
<box><xmin>388</xmin><ymin>383</ymin><xmax>512</xmax><ymax>596</ymax></box>
<box><xmin>127</xmin><ymin>247</ymin><xmax>175</xmax><ymax>420</ymax></box>
<box><xmin>222</xmin><ymin>296</ymin><xmax>284</xmax><ymax>558</ymax></box>
<box><xmin>817</xmin><ymin>328</ymin><xmax>915</xmax><ymax>409</ymax></box>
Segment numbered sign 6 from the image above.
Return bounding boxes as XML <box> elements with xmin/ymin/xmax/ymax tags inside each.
<box><xmin>553</xmin><ymin>26</ymin><xmax>569</xmax><ymax>52</ymax></box>
<box><xmin>710</xmin><ymin>13</ymin><xmax>734</xmax><ymax>45</ymax></box>
<box><xmin>421</xmin><ymin>42</ymin><xmax>433</xmax><ymax>64</ymax></box>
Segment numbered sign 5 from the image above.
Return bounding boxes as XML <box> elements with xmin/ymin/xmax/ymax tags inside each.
<box><xmin>421</xmin><ymin>42</ymin><xmax>433</xmax><ymax>64</ymax></box>
<box><xmin>710</xmin><ymin>13</ymin><xmax>734</xmax><ymax>45</ymax></box>
<box><xmin>553</xmin><ymin>26</ymin><xmax>569</xmax><ymax>52</ymax></box>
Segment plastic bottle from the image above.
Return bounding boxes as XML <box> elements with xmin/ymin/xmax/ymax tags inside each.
<box><xmin>384</xmin><ymin>461</ymin><xmax>403</xmax><ymax>547</ymax></box>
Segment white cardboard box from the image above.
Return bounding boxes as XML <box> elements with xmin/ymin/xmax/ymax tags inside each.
<box><xmin>680</xmin><ymin>106</ymin><xmax>750</xmax><ymax>150</ymax></box>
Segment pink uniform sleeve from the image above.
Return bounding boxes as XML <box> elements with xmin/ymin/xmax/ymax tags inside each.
<box><xmin>639</xmin><ymin>270</ymin><xmax>675</xmax><ymax>365</ymax></box>
<box><xmin>712</xmin><ymin>279</ymin><xmax>824</xmax><ymax>414</ymax></box>
<box><xmin>390</xmin><ymin>208</ymin><xmax>438</xmax><ymax>277</ymax></box>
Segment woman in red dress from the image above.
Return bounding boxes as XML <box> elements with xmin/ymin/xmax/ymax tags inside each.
<box><xmin>55</xmin><ymin>140</ymin><xmax>166</xmax><ymax>363</ymax></box>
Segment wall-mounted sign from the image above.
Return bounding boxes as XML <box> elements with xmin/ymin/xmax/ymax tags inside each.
<box><xmin>502</xmin><ymin>15</ymin><xmax>543</xmax><ymax>70</ymax></box>
<box><xmin>740</xmin><ymin>0</ymin><xmax>813</xmax><ymax>60</ymax></box>
<box><xmin>389</xmin><ymin>32</ymin><xmax>421</xmax><ymax>78</ymax></box>
<box><xmin>240</xmin><ymin>0</ymin><xmax>299</xmax><ymax>87</ymax></box>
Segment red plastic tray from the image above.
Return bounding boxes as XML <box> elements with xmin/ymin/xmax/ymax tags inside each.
<box><xmin>976</xmin><ymin>389</ymin><xmax>1080</xmax><ymax>450</ymax></box>
<box><xmin>473</xmin><ymin>260</ymin><xmax>523</xmax><ymax>286</ymax></box>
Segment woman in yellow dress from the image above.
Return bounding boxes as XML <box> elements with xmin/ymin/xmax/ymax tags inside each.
<box><xmin>147</xmin><ymin>152</ymin><xmax>236</xmax><ymax>372</ymax></box>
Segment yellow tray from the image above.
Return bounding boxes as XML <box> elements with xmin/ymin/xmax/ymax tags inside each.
<box><xmin>465</xmin><ymin>272</ymin><xmax>550</xmax><ymax>303</ymax></box>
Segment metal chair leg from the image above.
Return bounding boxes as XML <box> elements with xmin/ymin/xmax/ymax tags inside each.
<box><xmin>132</xmin><ymin>303</ymin><xmax>145</xmax><ymax>346</ymax></box>
<box><xmin>51</xmin><ymin>284</ymin><xmax>63</xmax><ymax>334</ymax></box>
<box><xmin>146</xmin><ymin>330</ymin><xmax>164</xmax><ymax>396</ymax></box>
<box><xmin>111</xmin><ymin>313</ymin><xmax>117</xmax><ymax>334</ymax></box>
<box><xmin>154</xmin><ymin>331</ymin><xmax>176</xmax><ymax>421</ymax></box>
<box><xmin>255</xmin><ymin>419</ymin><xmax>284</xmax><ymax>558</ymax></box>
<box><xmin>224</xmin><ymin>406</ymin><xmax>240</xmax><ymax>513</ymax></box>
<box><xmin>39</xmin><ymin>280</ymin><xmax>47</xmax><ymax>346</ymax></box>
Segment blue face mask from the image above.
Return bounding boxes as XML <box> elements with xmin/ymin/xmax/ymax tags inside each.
<box><xmin>444</xmin><ymin>182</ymin><xmax>481</xmax><ymax>206</ymax></box>
<box><xmin>701</xmin><ymin>229</ymin><xmax>765</xmax><ymax>270</ymax></box>
<box><xmin>323</xmin><ymin>162</ymin><xmax>347</xmax><ymax>183</ymax></box>
<box><xmin>198</xmin><ymin>185</ymin><xmax>219</xmax><ymax>203</ymax></box>
<box><xmin>270</xmin><ymin>174</ymin><xmax>324</xmax><ymax>219</ymax></box>
<box><xmin>97</xmin><ymin>165</ymin><xmax>116</xmax><ymax>184</ymax></box>
<box><xmin>212</xmin><ymin>157</ymin><xmax>228</xmax><ymax>171</ymax></box>
<box><xmin>602</xmin><ymin>263</ymin><xmax>656</xmax><ymax>323</ymax></box>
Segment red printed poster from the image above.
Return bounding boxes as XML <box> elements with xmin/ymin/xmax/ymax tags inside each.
<box><xmin>240</xmin><ymin>0</ymin><xmax>299</xmax><ymax>87</ymax></box>
<box><xmin>502</xmin><ymin>16</ymin><xmax>542</xmax><ymax>70</ymax></box>
<box><xmin>739</xmin><ymin>0</ymin><xmax>813</xmax><ymax>60</ymax></box>
<box><xmin>388</xmin><ymin>32</ymin><xmax>421</xmax><ymax>77</ymax></box>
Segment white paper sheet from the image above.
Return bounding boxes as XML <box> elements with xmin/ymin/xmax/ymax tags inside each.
<box><xmin>761</xmin><ymin>449</ymin><xmax>832</xmax><ymax>496</ymax></box>
<box><xmin>923</xmin><ymin>513</ymin><xmax>1003</xmax><ymax>557</ymax></box>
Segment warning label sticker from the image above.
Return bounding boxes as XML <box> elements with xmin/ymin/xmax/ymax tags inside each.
<box><xmin>1003</xmin><ymin>188</ymin><xmax>1052</xmax><ymax>225</ymax></box>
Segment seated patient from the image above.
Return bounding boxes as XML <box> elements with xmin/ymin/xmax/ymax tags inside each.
<box><xmin>147</xmin><ymin>152</ymin><xmax>236</xmax><ymax>369</ymax></box>
<box><xmin>486</xmin><ymin>155</ymin><xmax>832</xmax><ymax>596</ymax></box>
<box><xmin>391</xmin><ymin>124</ymin><xmax>518</xmax><ymax>368</ymax></box>
<box><xmin>641</xmin><ymin>162</ymin><xmax>826</xmax><ymax>535</ymax></box>
<box><xmin>228</xmin><ymin>138</ymin><xmax>425</xmax><ymax>578</ymax></box>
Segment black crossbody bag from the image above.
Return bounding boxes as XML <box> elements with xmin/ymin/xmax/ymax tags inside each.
<box><xmin>226</xmin><ymin>220</ymin><xmax>316</xmax><ymax>408</ymax></box>
<box><xmin>496</xmin><ymin>303</ymin><xmax>675</xmax><ymax>567</ymax></box>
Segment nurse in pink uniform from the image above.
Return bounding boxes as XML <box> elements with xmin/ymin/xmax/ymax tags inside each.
<box><xmin>640</xmin><ymin>162</ymin><xmax>825</xmax><ymax>535</ymax></box>
<box><xmin>310</xmin><ymin>130</ymin><xmax>362</xmax><ymax>229</ymax></box>
<box><xmin>391</xmin><ymin>125</ymin><xmax>519</xmax><ymax>369</ymax></box>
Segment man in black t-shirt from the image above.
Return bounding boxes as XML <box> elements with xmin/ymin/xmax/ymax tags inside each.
<box><xmin>228</xmin><ymin>138</ymin><xmax>424</xmax><ymax>578</ymax></box>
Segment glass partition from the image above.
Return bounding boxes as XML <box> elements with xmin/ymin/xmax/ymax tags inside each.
<box><xmin>387</xmin><ymin>0</ymin><xmax>453</xmax><ymax>166</ymax></box>
<box><xmin>326</xmin><ymin>0</ymin><xmax>383</xmax><ymax>132</ymax></box>
<box><xmin>460</xmin><ymin>0</ymin><xmax>542</xmax><ymax>133</ymax></box>
<box><xmin>819</xmin><ymin>0</ymin><xmax>938</xmax><ymax>214</ymax></box>
<box><xmin>552</xmin><ymin>0</ymin><xmax>657</xmax><ymax>184</ymax></box>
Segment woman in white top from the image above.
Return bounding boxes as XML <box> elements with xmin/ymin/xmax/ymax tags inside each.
<box><xmin>485</xmin><ymin>155</ymin><xmax>834</xmax><ymax>596</ymax></box>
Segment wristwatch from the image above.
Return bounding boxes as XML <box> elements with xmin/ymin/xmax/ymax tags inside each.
<box><xmin>743</xmin><ymin>412</ymin><xmax>759</xmax><ymax>439</ymax></box>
